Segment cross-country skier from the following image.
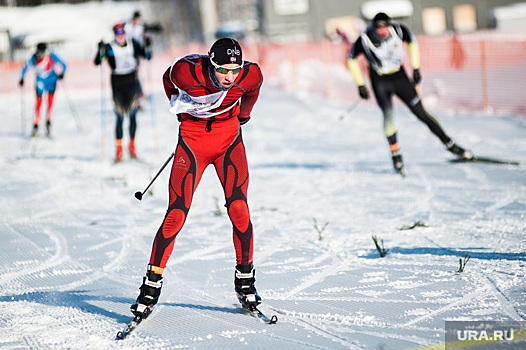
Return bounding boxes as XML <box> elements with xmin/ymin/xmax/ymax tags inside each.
<box><xmin>19</xmin><ymin>42</ymin><xmax>67</xmax><ymax>137</ymax></box>
<box><xmin>94</xmin><ymin>22</ymin><xmax>151</xmax><ymax>162</ymax></box>
<box><xmin>126</xmin><ymin>11</ymin><xmax>147</xmax><ymax>47</ymax></box>
<box><xmin>347</xmin><ymin>12</ymin><xmax>473</xmax><ymax>175</ymax></box>
<box><xmin>125</xmin><ymin>11</ymin><xmax>163</xmax><ymax>47</ymax></box>
<box><xmin>130</xmin><ymin>38</ymin><xmax>264</xmax><ymax>318</ymax></box>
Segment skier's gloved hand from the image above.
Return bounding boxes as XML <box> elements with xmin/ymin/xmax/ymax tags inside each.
<box><xmin>58</xmin><ymin>73</ymin><xmax>64</xmax><ymax>80</ymax></box>
<box><xmin>19</xmin><ymin>79</ymin><xmax>24</xmax><ymax>87</ymax></box>
<box><xmin>238</xmin><ymin>116</ymin><xmax>250</xmax><ymax>125</ymax></box>
<box><xmin>98</xmin><ymin>41</ymin><xmax>106</xmax><ymax>56</ymax></box>
<box><xmin>413</xmin><ymin>69</ymin><xmax>421</xmax><ymax>84</ymax></box>
<box><xmin>358</xmin><ymin>85</ymin><xmax>369</xmax><ymax>99</ymax></box>
<box><xmin>144</xmin><ymin>35</ymin><xmax>152</xmax><ymax>47</ymax></box>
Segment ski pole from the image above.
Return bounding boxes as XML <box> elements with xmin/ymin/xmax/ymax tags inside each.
<box><xmin>59</xmin><ymin>80</ymin><xmax>82</xmax><ymax>131</ymax></box>
<box><xmin>146</xmin><ymin>59</ymin><xmax>159</xmax><ymax>156</ymax></box>
<box><xmin>99</xmin><ymin>49</ymin><xmax>106</xmax><ymax>159</ymax></box>
<box><xmin>339</xmin><ymin>100</ymin><xmax>362</xmax><ymax>120</ymax></box>
<box><xmin>135</xmin><ymin>150</ymin><xmax>175</xmax><ymax>201</ymax></box>
<box><xmin>20</xmin><ymin>84</ymin><xmax>26</xmax><ymax>136</ymax></box>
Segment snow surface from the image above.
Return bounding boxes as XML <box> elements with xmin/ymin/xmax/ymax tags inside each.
<box><xmin>1</xmin><ymin>2</ymin><xmax>526</xmax><ymax>350</ymax></box>
<box><xmin>2</xmin><ymin>81</ymin><xmax>526</xmax><ymax>349</ymax></box>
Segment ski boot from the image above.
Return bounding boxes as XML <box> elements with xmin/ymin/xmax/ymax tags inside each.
<box><xmin>446</xmin><ymin>140</ymin><xmax>473</xmax><ymax>160</ymax></box>
<box><xmin>391</xmin><ymin>150</ymin><xmax>405</xmax><ymax>176</ymax></box>
<box><xmin>31</xmin><ymin>124</ymin><xmax>38</xmax><ymax>137</ymax></box>
<box><xmin>45</xmin><ymin>120</ymin><xmax>51</xmax><ymax>137</ymax></box>
<box><xmin>234</xmin><ymin>264</ymin><xmax>262</xmax><ymax>309</ymax></box>
<box><xmin>115</xmin><ymin>139</ymin><xmax>123</xmax><ymax>163</ymax></box>
<box><xmin>129</xmin><ymin>139</ymin><xmax>137</xmax><ymax>159</ymax></box>
<box><xmin>115</xmin><ymin>146</ymin><xmax>123</xmax><ymax>162</ymax></box>
<box><xmin>130</xmin><ymin>268</ymin><xmax>163</xmax><ymax>317</ymax></box>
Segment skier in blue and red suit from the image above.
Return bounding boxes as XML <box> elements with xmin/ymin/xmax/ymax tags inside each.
<box><xmin>130</xmin><ymin>38</ymin><xmax>264</xmax><ymax>318</ymax></box>
<box><xmin>19</xmin><ymin>42</ymin><xmax>67</xmax><ymax>137</ymax></box>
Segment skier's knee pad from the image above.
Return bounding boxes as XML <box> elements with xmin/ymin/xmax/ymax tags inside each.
<box><xmin>228</xmin><ymin>200</ymin><xmax>250</xmax><ymax>232</ymax></box>
<box><xmin>161</xmin><ymin>208</ymin><xmax>186</xmax><ymax>237</ymax></box>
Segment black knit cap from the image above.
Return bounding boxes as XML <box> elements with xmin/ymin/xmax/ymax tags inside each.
<box><xmin>36</xmin><ymin>42</ymin><xmax>47</xmax><ymax>53</ymax></box>
<box><xmin>209</xmin><ymin>38</ymin><xmax>242</xmax><ymax>66</ymax></box>
<box><xmin>373</xmin><ymin>12</ymin><xmax>391</xmax><ymax>28</ymax></box>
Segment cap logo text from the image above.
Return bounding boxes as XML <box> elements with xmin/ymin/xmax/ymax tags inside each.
<box><xmin>227</xmin><ymin>48</ymin><xmax>240</xmax><ymax>56</ymax></box>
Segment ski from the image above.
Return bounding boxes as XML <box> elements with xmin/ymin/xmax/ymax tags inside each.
<box><xmin>242</xmin><ymin>306</ymin><xmax>278</xmax><ymax>324</ymax></box>
<box><xmin>116</xmin><ymin>312</ymin><xmax>150</xmax><ymax>340</ymax></box>
<box><xmin>450</xmin><ymin>156</ymin><xmax>519</xmax><ymax>166</ymax></box>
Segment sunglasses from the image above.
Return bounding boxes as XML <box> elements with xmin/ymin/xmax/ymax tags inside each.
<box><xmin>374</xmin><ymin>20</ymin><xmax>390</xmax><ymax>28</ymax></box>
<box><xmin>210</xmin><ymin>58</ymin><xmax>243</xmax><ymax>75</ymax></box>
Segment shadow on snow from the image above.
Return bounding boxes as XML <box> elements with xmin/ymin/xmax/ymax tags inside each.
<box><xmin>0</xmin><ymin>291</ymin><xmax>246</xmax><ymax>323</ymax></box>
<box><xmin>362</xmin><ymin>246</ymin><xmax>526</xmax><ymax>261</ymax></box>
<box><xmin>0</xmin><ymin>290</ymin><xmax>132</xmax><ymax>324</ymax></box>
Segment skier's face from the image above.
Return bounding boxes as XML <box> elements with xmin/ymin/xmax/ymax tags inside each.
<box><xmin>212</xmin><ymin>63</ymin><xmax>242</xmax><ymax>89</ymax></box>
<box><xmin>115</xmin><ymin>33</ymin><xmax>126</xmax><ymax>45</ymax></box>
<box><xmin>375</xmin><ymin>24</ymin><xmax>390</xmax><ymax>39</ymax></box>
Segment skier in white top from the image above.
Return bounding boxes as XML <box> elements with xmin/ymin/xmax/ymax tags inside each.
<box><xmin>95</xmin><ymin>22</ymin><xmax>152</xmax><ymax>162</ymax></box>
<box><xmin>347</xmin><ymin>12</ymin><xmax>473</xmax><ymax>175</ymax></box>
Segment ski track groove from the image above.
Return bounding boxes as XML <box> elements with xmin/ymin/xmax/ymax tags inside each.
<box><xmin>482</xmin><ymin>274</ymin><xmax>524</xmax><ymax>321</ymax></box>
<box><xmin>290</xmin><ymin>317</ymin><xmax>363</xmax><ymax>349</ymax></box>
<box><xmin>400</xmin><ymin>165</ymin><xmax>435</xmax><ymax>221</ymax></box>
<box><xmin>401</xmin><ymin>286</ymin><xmax>492</xmax><ymax>327</ymax></box>
<box><xmin>0</xmin><ymin>228</ymin><xmax>68</xmax><ymax>286</ymax></box>
<box><xmin>282</xmin><ymin>254</ymin><xmax>344</xmax><ymax>300</ymax></box>
<box><xmin>398</xmin><ymin>234</ymin><xmax>516</xmax><ymax>327</ymax></box>
<box><xmin>272</xmin><ymin>307</ymin><xmax>432</xmax><ymax>349</ymax></box>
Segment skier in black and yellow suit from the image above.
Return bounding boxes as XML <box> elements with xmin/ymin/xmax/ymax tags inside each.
<box><xmin>347</xmin><ymin>12</ymin><xmax>473</xmax><ymax>175</ymax></box>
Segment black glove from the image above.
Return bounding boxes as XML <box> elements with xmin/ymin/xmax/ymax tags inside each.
<box><xmin>58</xmin><ymin>73</ymin><xmax>64</xmax><ymax>80</ymax></box>
<box><xmin>238</xmin><ymin>116</ymin><xmax>250</xmax><ymax>125</ymax></box>
<box><xmin>19</xmin><ymin>79</ymin><xmax>24</xmax><ymax>87</ymax></box>
<box><xmin>144</xmin><ymin>35</ymin><xmax>152</xmax><ymax>47</ymax></box>
<box><xmin>145</xmin><ymin>23</ymin><xmax>163</xmax><ymax>33</ymax></box>
<box><xmin>358</xmin><ymin>85</ymin><xmax>369</xmax><ymax>99</ymax></box>
<box><xmin>98</xmin><ymin>40</ymin><xmax>105</xmax><ymax>49</ymax></box>
<box><xmin>413</xmin><ymin>69</ymin><xmax>421</xmax><ymax>85</ymax></box>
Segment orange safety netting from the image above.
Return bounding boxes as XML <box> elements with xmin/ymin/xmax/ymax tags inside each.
<box><xmin>2</xmin><ymin>30</ymin><xmax>525</xmax><ymax>116</ymax></box>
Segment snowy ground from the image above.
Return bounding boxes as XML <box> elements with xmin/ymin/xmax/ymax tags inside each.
<box><xmin>0</xmin><ymin>79</ymin><xmax>525</xmax><ymax>349</ymax></box>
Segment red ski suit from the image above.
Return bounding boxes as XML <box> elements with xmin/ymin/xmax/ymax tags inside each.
<box><xmin>149</xmin><ymin>54</ymin><xmax>263</xmax><ymax>269</ymax></box>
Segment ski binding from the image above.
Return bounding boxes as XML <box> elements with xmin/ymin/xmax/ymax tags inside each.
<box><xmin>243</xmin><ymin>305</ymin><xmax>278</xmax><ymax>324</ymax></box>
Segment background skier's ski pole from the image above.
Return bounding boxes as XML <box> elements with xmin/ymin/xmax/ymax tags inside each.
<box><xmin>99</xmin><ymin>48</ymin><xmax>106</xmax><ymax>159</ymax></box>
<box><xmin>20</xmin><ymin>84</ymin><xmax>26</xmax><ymax>136</ymax></box>
<box><xmin>146</xmin><ymin>59</ymin><xmax>159</xmax><ymax>156</ymax></box>
<box><xmin>59</xmin><ymin>80</ymin><xmax>82</xmax><ymax>131</ymax></box>
<box><xmin>135</xmin><ymin>150</ymin><xmax>175</xmax><ymax>200</ymax></box>
<box><xmin>339</xmin><ymin>100</ymin><xmax>362</xmax><ymax>120</ymax></box>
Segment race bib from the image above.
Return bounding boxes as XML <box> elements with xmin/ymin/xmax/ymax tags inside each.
<box><xmin>169</xmin><ymin>89</ymin><xmax>238</xmax><ymax>118</ymax></box>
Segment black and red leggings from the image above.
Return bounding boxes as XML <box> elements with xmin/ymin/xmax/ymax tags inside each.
<box><xmin>149</xmin><ymin>118</ymin><xmax>253</xmax><ymax>269</ymax></box>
